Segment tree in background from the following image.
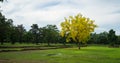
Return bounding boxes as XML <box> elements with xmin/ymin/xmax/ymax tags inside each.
<box><xmin>58</xmin><ymin>35</ymin><xmax>67</xmax><ymax>46</ymax></box>
<box><xmin>10</xmin><ymin>26</ymin><xmax>19</xmax><ymax>44</ymax></box>
<box><xmin>16</xmin><ymin>24</ymin><xmax>26</xmax><ymax>44</ymax></box>
<box><xmin>6</xmin><ymin>19</ymin><xmax>14</xmax><ymax>43</ymax></box>
<box><xmin>117</xmin><ymin>35</ymin><xmax>120</xmax><ymax>45</ymax></box>
<box><xmin>42</xmin><ymin>25</ymin><xmax>59</xmax><ymax>46</ymax></box>
<box><xmin>60</xmin><ymin>13</ymin><xmax>97</xmax><ymax>49</ymax></box>
<box><xmin>108</xmin><ymin>29</ymin><xmax>118</xmax><ymax>47</ymax></box>
<box><xmin>38</xmin><ymin>27</ymin><xmax>44</xmax><ymax>44</ymax></box>
<box><xmin>88</xmin><ymin>33</ymin><xmax>99</xmax><ymax>44</ymax></box>
<box><xmin>23</xmin><ymin>31</ymin><xmax>33</xmax><ymax>43</ymax></box>
<box><xmin>97</xmin><ymin>32</ymin><xmax>108</xmax><ymax>44</ymax></box>
<box><xmin>30</xmin><ymin>24</ymin><xmax>39</xmax><ymax>45</ymax></box>
<box><xmin>0</xmin><ymin>12</ymin><xmax>6</xmax><ymax>45</ymax></box>
<box><xmin>0</xmin><ymin>13</ymin><xmax>13</xmax><ymax>45</ymax></box>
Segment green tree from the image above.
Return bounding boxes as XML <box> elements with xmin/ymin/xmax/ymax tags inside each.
<box><xmin>59</xmin><ymin>36</ymin><xmax>67</xmax><ymax>46</ymax></box>
<box><xmin>0</xmin><ymin>13</ymin><xmax>13</xmax><ymax>44</ymax></box>
<box><xmin>0</xmin><ymin>0</ymin><xmax>12</xmax><ymax>44</ymax></box>
<box><xmin>88</xmin><ymin>33</ymin><xmax>99</xmax><ymax>44</ymax></box>
<box><xmin>108</xmin><ymin>29</ymin><xmax>118</xmax><ymax>47</ymax></box>
<box><xmin>0</xmin><ymin>12</ymin><xmax>6</xmax><ymax>44</ymax></box>
<box><xmin>16</xmin><ymin>24</ymin><xmax>26</xmax><ymax>44</ymax></box>
<box><xmin>42</xmin><ymin>25</ymin><xmax>59</xmax><ymax>46</ymax></box>
<box><xmin>10</xmin><ymin>26</ymin><xmax>19</xmax><ymax>44</ymax></box>
<box><xmin>117</xmin><ymin>35</ymin><xmax>120</xmax><ymax>45</ymax></box>
<box><xmin>60</xmin><ymin>14</ymin><xmax>97</xmax><ymax>49</ymax></box>
<box><xmin>97</xmin><ymin>32</ymin><xmax>108</xmax><ymax>44</ymax></box>
<box><xmin>30</xmin><ymin>24</ymin><xmax>39</xmax><ymax>45</ymax></box>
<box><xmin>23</xmin><ymin>31</ymin><xmax>33</xmax><ymax>43</ymax></box>
<box><xmin>6</xmin><ymin>19</ymin><xmax>14</xmax><ymax>42</ymax></box>
<box><xmin>38</xmin><ymin>27</ymin><xmax>46</xmax><ymax>44</ymax></box>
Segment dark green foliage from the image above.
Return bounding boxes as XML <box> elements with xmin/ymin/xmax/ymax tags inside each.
<box><xmin>88</xmin><ymin>30</ymin><xmax>120</xmax><ymax>47</ymax></box>
<box><xmin>59</xmin><ymin>36</ymin><xmax>66</xmax><ymax>46</ymax></box>
<box><xmin>23</xmin><ymin>31</ymin><xmax>33</xmax><ymax>43</ymax></box>
<box><xmin>98</xmin><ymin>32</ymin><xmax>108</xmax><ymax>44</ymax></box>
<box><xmin>16</xmin><ymin>24</ymin><xmax>26</xmax><ymax>44</ymax></box>
<box><xmin>30</xmin><ymin>24</ymin><xmax>39</xmax><ymax>45</ymax></box>
<box><xmin>108</xmin><ymin>29</ymin><xmax>118</xmax><ymax>47</ymax></box>
<box><xmin>117</xmin><ymin>36</ymin><xmax>120</xmax><ymax>45</ymax></box>
<box><xmin>88</xmin><ymin>33</ymin><xmax>99</xmax><ymax>44</ymax></box>
<box><xmin>41</xmin><ymin>25</ymin><xmax>59</xmax><ymax>46</ymax></box>
<box><xmin>88</xmin><ymin>32</ymin><xmax>108</xmax><ymax>44</ymax></box>
<box><xmin>0</xmin><ymin>12</ymin><xmax>6</xmax><ymax>44</ymax></box>
<box><xmin>10</xmin><ymin>26</ymin><xmax>18</xmax><ymax>44</ymax></box>
<box><xmin>0</xmin><ymin>13</ymin><xmax>13</xmax><ymax>45</ymax></box>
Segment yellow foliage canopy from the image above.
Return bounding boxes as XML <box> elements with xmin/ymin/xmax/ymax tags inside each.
<box><xmin>60</xmin><ymin>14</ymin><xmax>97</xmax><ymax>43</ymax></box>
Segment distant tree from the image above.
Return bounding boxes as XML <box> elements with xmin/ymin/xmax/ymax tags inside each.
<box><xmin>0</xmin><ymin>13</ymin><xmax>13</xmax><ymax>45</ymax></box>
<box><xmin>10</xmin><ymin>26</ymin><xmax>18</xmax><ymax>44</ymax></box>
<box><xmin>42</xmin><ymin>25</ymin><xmax>59</xmax><ymax>46</ymax></box>
<box><xmin>88</xmin><ymin>33</ymin><xmax>99</xmax><ymax>44</ymax></box>
<box><xmin>58</xmin><ymin>36</ymin><xmax>66</xmax><ymax>46</ymax></box>
<box><xmin>97</xmin><ymin>32</ymin><xmax>108</xmax><ymax>44</ymax></box>
<box><xmin>117</xmin><ymin>35</ymin><xmax>120</xmax><ymax>45</ymax></box>
<box><xmin>40</xmin><ymin>27</ymin><xmax>48</xmax><ymax>44</ymax></box>
<box><xmin>6</xmin><ymin>19</ymin><xmax>14</xmax><ymax>42</ymax></box>
<box><xmin>0</xmin><ymin>12</ymin><xmax>5</xmax><ymax>44</ymax></box>
<box><xmin>60</xmin><ymin>14</ymin><xmax>97</xmax><ymax>49</ymax></box>
<box><xmin>30</xmin><ymin>24</ymin><xmax>39</xmax><ymax>45</ymax></box>
<box><xmin>0</xmin><ymin>0</ymin><xmax>12</xmax><ymax>44</ymax></box>
<box><xmin>16</xmin><ymin>24</ymin><xmax>26</xmax><ymax>44</ymax></box>
<box><xmin>108</xmin><ymin>29</ymin><xmax>118</xmax><ymax>47</ymax></box>
<box><xmin>38</xmin><ymin>27</ymin><xmax>47</xmax><ymax>44</ymax></box>
<box><xmin>24</xmin><ymin>31</ymin><xmax>33</xmax><ymax>43</ymax></box>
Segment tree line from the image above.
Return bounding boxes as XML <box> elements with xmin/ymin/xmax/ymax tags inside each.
<box><xmin>0</xmin><ymin>13</ymin><xmax>60</xmax><ymax>45</ymax></box>
<box><xmin>0</xmin><ymin>12</ymin><xmax>120</xmax><ymax>46</ymax></box>
<box><xmin>88</xmin><ymin>29</ymin><xmax>120</xmax><ymax>47</ymax></box>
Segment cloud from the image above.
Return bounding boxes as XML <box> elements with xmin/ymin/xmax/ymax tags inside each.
<box><xmin>1</xmin><ymin>0</ymin><xmax>120</xmax><ymax>35</ymax></box>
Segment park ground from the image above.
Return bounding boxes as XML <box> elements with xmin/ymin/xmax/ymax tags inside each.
<box><xmin>0</xmin><ymin>44</ymin><xmax>120</xmax><ymax>63</ymax></box>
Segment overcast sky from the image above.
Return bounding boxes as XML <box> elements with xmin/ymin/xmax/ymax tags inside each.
<box><xmin>1</xmin><ymin>0</ymin><xmax>120</xmax><ymax>35</ymax></box>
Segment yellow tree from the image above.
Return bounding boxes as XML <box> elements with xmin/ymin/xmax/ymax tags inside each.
<box><xmin>60</xmin><ymin>13</ymin><xmax>97</xmax><ymax>49</ymax></box>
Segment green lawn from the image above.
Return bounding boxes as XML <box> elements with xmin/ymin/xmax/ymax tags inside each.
<box><xmin>0</xmin><ymin>45</ymin><xmax>120</xmax><ymax>63</ymax></box>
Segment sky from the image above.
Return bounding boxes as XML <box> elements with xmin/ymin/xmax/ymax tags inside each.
<box><xmin>1</xmin><ymin>0</ymin><xmax>120</xmax><ymax>35</ymax></box>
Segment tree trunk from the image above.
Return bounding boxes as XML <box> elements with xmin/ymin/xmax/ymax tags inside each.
<box><xmin>78</xmin><ymin>42</ymin><xmax>80</xmax><ymax>50</ymax></box>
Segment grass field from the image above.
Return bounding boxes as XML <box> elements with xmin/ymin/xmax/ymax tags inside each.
<box><xmin>0</xmin><ymin>45</ymin><xmax>120</xmax><ymax>63</ymax></box>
